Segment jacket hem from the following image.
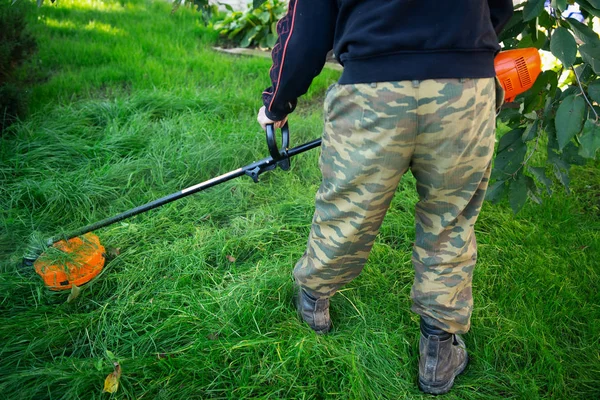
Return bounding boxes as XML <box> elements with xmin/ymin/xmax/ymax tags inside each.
<box><xmin>339</xmin><ymin>51</ymin><xmax>497</xmax><ymax>84</ymax></box>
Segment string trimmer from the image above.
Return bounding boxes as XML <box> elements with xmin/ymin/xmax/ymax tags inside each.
<box><xmin>24</xmin><ymin>48</ymin><xmax>541</xmax><ymax>290</ymax></box>
<box><xmin>24</xmin><ymin>124</ymin><xmax>318</xmax><ymax>290</ymax></box>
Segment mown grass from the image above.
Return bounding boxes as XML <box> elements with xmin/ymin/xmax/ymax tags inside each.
<box><xmin>1</xmin><ymin>0</ymin><xmax>599</xmax><ymax>398</ymax></box>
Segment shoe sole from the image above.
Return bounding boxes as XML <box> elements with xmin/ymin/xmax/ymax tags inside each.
<box><xmin>313</xmin><ymin>324</ymin><xmax>331</xmax><ymax>335</ymax></box>
<box><xmin>418</xmin><ymin>352</ymin><xmax>469</xmax><ymax>395</ymax></box>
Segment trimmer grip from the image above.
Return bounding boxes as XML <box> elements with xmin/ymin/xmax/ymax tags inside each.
<box><xmin>266</xmin><ymin>123</ymin><xmax>290</xmax><ymax>161</ymax></box>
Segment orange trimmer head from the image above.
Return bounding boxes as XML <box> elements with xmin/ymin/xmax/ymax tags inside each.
<box><xmin>494</xmin><ymin>47</ymin><xmax>542</xmax><ymax>103</ymax></box>
<box><xmin>34</xmin><ymin>233</ymin><xmax>105</xmax><ymax>291</ymax></box>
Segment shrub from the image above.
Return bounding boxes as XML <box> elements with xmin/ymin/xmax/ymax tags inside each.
<box><xmin>0</xmin><ymin>0</ymin><xmax>37</xmax><ymax>133</ymax></box>
<box><xmin>212</xmin><ymin>0</ymin><xmax>286</xmax><ymax>49</ymax></box>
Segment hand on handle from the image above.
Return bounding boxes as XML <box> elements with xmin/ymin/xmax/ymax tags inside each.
<box><xmin>257</xmin><ymin>106</ymin><xmax>288</xmax><ymax>131</ymax></box>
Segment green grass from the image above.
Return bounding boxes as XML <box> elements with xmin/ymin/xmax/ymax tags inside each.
<box><xmin>1</xmin><ymin>0</ymin><xmax>599</xmax><ymax>398</ymax></box>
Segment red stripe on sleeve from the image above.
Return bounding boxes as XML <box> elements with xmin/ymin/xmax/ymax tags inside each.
<box><xmin>267</xmin><ymin>0</ymin><xmax>299</xmax><ymax>114</ymax></box>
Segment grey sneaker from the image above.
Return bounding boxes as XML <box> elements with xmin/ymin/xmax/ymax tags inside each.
<box><xmin>418</xmin><ymin>317</ymin><xmax>469</xmax><ymax>395</ymax></box>
<box><xmin>295</xmin><ymin>285</ymin><xmax>331</xmax><ymax>334</ymax></box>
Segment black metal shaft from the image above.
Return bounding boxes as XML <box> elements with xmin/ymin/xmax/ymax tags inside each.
<box><xmin>287</xmin><ymin>138</ymin><xmax>322</xmax><ymax>157</ymax></box>
<box><xmin>47</xmin><ymin>138</ymin><xmax>323</xmax><ymax>246</ymax></box>
<box><xmin>48</xmin><ymin>168</ymin><xmax>246</xmax><ymax>245</ymax></box>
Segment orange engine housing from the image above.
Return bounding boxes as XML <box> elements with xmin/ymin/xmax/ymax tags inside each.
<box><xmin>495</xmin><ymin>48</ymin><xmax>542</xmax><ymax>103</ymax></box>
<box><xmin>34</xmin><ymin>233</ymin><xmax>105</xmax><ymax>291</ymax></box>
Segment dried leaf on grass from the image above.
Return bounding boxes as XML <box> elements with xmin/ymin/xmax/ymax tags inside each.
<box><xmin>66</xmin><ymin>284</ymin><xmax>81</xmax><ymax>303</ymax></box>
<box><xmin>200</xmin><ymin>214</ymin><xmax>211</xmax><ymax>221</ymax></box>
<box><xmin>103</xmin><ymin>362</ymin><xmax>122</xmax><ymax>393</ymax></box>
<box><xmin>226</xmin><ymin>255</ymin><xmax>236</xmax><ymax>262</ymax></box>
<box><xmin>105</xmin><ymin>247</ymin><xmax>121</xmax><ymax>258</ymax></box>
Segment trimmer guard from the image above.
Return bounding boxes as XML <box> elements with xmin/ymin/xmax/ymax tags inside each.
<box><xmin>34</xmin><ymin>233</ymin><xmax>105</xmax><ymax>291</ymax></box>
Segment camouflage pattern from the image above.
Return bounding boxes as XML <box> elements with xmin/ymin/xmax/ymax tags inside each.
<box><xmin>293</xmin><ymin>77</ymin><xmax>500</xmax><ymax>334</ymax></box>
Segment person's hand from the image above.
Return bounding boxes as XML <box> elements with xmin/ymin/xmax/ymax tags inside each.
<box><xmin>257</xmin><ymin>106</ymin><xmax>288</xmax><ymax>131</ymax></box>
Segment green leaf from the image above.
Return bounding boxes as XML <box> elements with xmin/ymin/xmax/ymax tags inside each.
<box><xmin>560</xmin><ymin>86</ymin><xmax>580</xmax><ymax>101</ymax></box>
<box><xmin>528</xmin><ymin>166</ymin><xmax>553</xmax><ymax>194</ymax></box>
<box><xmin>538</xmin><ymin>10</ymin><xmax>554</xmax><ymax>30</ymax></box>
<box><xmin>547</xmin><ymin>122</ymin><xmax>560</xmax><ymax>153</ymax></box>
<box><xmin>509</xmin><ymin>173</ymin><xmax>528</xmax><ymax>214</ymax></box>
<box><xmin>37</xmin><ymin>0</ymin><xmax>43</xmax><ymax>6</ymax></box>
<box><xmin>523</xmin><ymin>71</ymin><xmax>558</xmax><ymax>114</ymax></box>
<box><xmin>555</xmin><ymin>94</ymin><xmax>586</xmax><ymax>150</ymax></box>
<box><xmin>561</xmin><ymin>142</ymin><xmax>587</xmax><ymax>165</ymax></box>
<box><xmin>552</xmin><ymin>162</ymin><xmax>571</xmax><ymax>192</ymax></box>
<box><xmin>497</xmin><ymin>129</ymin><xmax>526</xmax><ymax>153</ymax></box>
<box><xmin>106</xmin><ymin>350</ymin><xmax>117</xmax><ymax>361</ymax></box>
<box><xmin>518</xmin><ymin>31</ymin><xmax>547</xmax><ymax>49</ymax></box>
<box><xmin>566</xmin><ymin>18</ymin><xmax>600</xmax><ymax>45</ymax></box>
<box><xmin>498</xmin><ymin>108</ymin><xmax>523</xmax><ymax>125</ymax></box>
<box><xmin>525</xmin><ymin>175</ymin><xmax>542</xmax><ymax>204</ymax></box>
<box><xmin>551</xmin><ymin>28</ymin><xmax>577</xmax><ymax>67</ymax></box>
<box><xmin>530</xmin><ymin>19</ymin><xmax>539</xmax><ymax>41</ymax></box>
<box><xmin>547</xmin><ymin>121</ymin><xmax>572</xmax><ymax>194</ymax></box>
<box><xmin>228</xmin><ymin>27</ymin><xmax>244</xmax><ymax>40</ymax></box>
<box><xmin>499</xmin><ymin>11</ymin><xmax>527</xmax><ymax>42</ymax></box>
<box><xmin>575</xmin><ymin>63</ymin><xmax>595</xmax><ymax>85</ymax></box>
<box><xmin>552</xmin><ymin>0</ymin><xmax>568</xmax><ymax>11</ymax></box>
<box><xmin>266</xmin><ymin>33</ymin><xmax>278</xmax><ymax>48</ymax></box>
<box><xmin>580</xmin><ymin>44</ymin><xmax>600</xmax><ymax>74</ymax></box>
<box><xmin>586</xmin><ymin>0</ymin><xmax>600</xmax><ymax>8</ymax></box>
<box><xmin>485</xmin><ymin>180</ymin><xmax>508</xmax><ymax>203</ymax></box>
<box><xmin>576</xmin><ymin>0</ymin><xmax>600</xmax><ymax>17</ymax></box>
<box><xmin>240</xmin><ymin>25</ymin><xmax>261</xmax><ymax>48</ymax></box>
<box><xmin>523</xmin><ymin>119</ymin><xmax>540</xmax><ymax>142</ymax></box>
<box><xmin>503</xmin><ymin>38</ymin><xmax>520</xmax><ymax>48</ymax></box>
<box><xmin>253</xmin><ymin>0</ymin><xmax>267</xmax><ymax>9</ymax></box>
<box><xmin>523</xmin><ymin>0</ymin><xmax>546</xmax><ymax>21</ymax></box>
<box><xmin>544</xmin><ymin>95</ymin><xmax>555</xmax><ymax>120</ymax></box>
<box><xmin>547</xmin><ymin>123</ymin><xmax>568</xmax><ymax>168</ymax></box>
<box><xmin>578</xmin><ymin>119</ymin><xmax>600</xmax><ymax>159</ymax></box>
<box><xmin>259</xmin><ymin>36</ymin><xmax>267</xmax><ymax>49</ymax></box>
<box><xmin>492</xmin><ymin>129</ymin><xmax>527</xmax><ymax>179</ymax></box>
<box><xmin>259</xmin><ymin>11</ymin><xmax>270</xmax><ymax>23</ymax></box>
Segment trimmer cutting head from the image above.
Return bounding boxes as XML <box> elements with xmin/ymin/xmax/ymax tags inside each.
<box><xmin>32</xmin><ymin>233</ymin><xmax>105</xmax><ymax>291</ymax></box>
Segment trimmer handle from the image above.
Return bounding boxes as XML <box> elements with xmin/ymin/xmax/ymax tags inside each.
<box><xmin>265</xmin><ymin>123</ymin><xmax>290</xmax><ymax>170</ymax></box>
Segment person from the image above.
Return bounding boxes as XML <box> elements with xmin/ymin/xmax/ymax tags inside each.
<box><xmin>257</xmin><ymin>0</ymin><xmax>513</xmax><ymax>395</ymax></box>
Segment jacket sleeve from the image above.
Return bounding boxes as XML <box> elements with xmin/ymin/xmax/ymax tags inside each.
<box><xmin>488</xmin><ymin>0</ymin><xmax>514</xmax><ymax>35</ymax></box>
<box><xmin>262</xmin><ymin>0</ymin><xmax>338</xmax><ymax>121</ymax></box>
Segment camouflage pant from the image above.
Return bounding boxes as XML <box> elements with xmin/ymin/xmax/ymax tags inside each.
<box><xmin>294</xmin><ymin>78</ymin><xmax>500</xmax><ymax>334</ymax></box>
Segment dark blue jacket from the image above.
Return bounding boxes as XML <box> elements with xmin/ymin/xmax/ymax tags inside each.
<box><xmin>263</xmin><ymin>0</ymin><xmax>514</xmax><ymax>121</ymax></box>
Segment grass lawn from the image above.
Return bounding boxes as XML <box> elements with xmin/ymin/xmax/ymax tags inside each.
<box><xmin>1</xmin><ymin>0</ymin><xmax>599</xmax><ymax>398</ymax></box>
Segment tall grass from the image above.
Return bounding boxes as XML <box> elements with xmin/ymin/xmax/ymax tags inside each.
<box><xmin>0</xmin><ymin>0</ymin><xmax>599</xmax><ymax>398</ymax></box>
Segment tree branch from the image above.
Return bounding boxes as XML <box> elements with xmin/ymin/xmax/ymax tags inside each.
<box><xmin>571</xmin><ymin>64</ymin><xmax>599</xmax><ymax>122</ymax></box>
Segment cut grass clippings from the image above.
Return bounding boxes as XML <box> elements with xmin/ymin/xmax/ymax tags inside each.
<box><xmin>1</xmin><ymin>0</ymin><xmax>599</xmax><ymax>399</ymax></box>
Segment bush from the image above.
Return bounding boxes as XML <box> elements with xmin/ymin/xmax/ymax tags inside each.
<box><xmin>0</xmin><ymin>0</ymin><xmax>37</xmax><ymax>134</ymax></box>
<box><xmin>212</xmin><ymin>0</ymin><xmax>286</xmax><ymax>49</ymax></box>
